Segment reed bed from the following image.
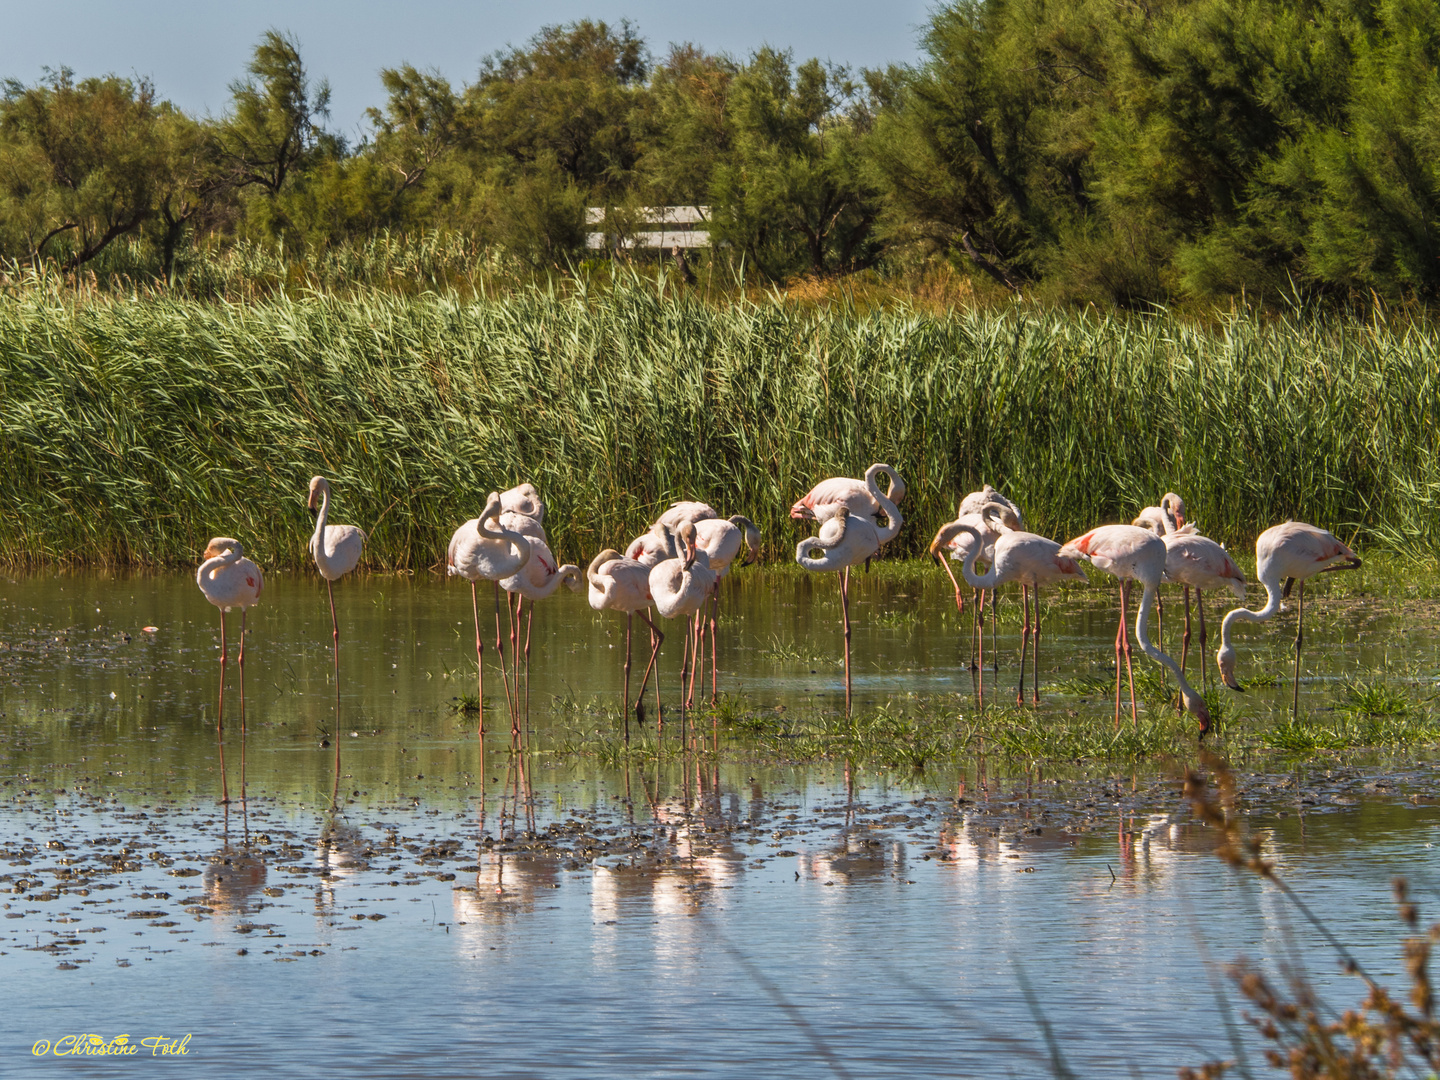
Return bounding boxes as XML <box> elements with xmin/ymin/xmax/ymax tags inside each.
<box><xmin>1</xmin><ymin>277</ymin><xmax>1437</xmax><ymax>569</ymax></box>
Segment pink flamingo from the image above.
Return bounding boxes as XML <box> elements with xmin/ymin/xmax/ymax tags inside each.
<box><xmin>308</xmin><ymin>476</ymin><xmax>364</xmax><ymax>802</ymax></box>
<box><xmin>656</xmin><ymin>501</ymin><xmax>717</xmax><ymax>530</ymax></box>
<box><xmin>1059</xmin><ymin>524</ymin><xmax>1212</xmax><ymax>735</ymax></box>
<box><xmin>1216</xmin><ymin>521</ymin><xmax>1361</xmax><ymax>718</ymax></box>
<box><xmin>790</xmin><ymin>464</ymin><xmax>906</xmax><ymax>524</ymax></box>
<box><xmin>588</xmin><ymin>550</ymin><xmax>665</xmax><ymax>738</ymax></box>
<box><xmin>500</xmin><ymin>483</ymin><xmax>544</xmax><ymax>521</ymax></box>
<box><xmin>196</xmin><ymin>537</ymin><xmax>263</xmax><ymax>804</ymax></box>
<box><xmin>1132</xmin><ymin>493</ymin><xmax>1192</xmax><ymax>648</ymax></box>
<box><xmin>448</xmin><ymin>493</ymin><xmax>532</xmax><ymax>736</ymax></box>
<box><xmin>650</xmin><ymin>521</ymin><xmax>717</xmax><ymax>714</ymax></box>
<box><xmin>501</xmin><ymin>533</ymin><xmax>580</xmax><ymax>732</ymax></box>
<box><xmin>933</xmin><ymin>511</ymin><xmax>1086</xmax><ymax>704</ymax></box>
<box><xmin>690</xmin><ymin>515</ymin><xmax>761</xmax><ymax>703</ymax></box>
<box><xmin>796</xmin><ymin>465</ymin><xmax>904</xmax><ymax>713</ymax></box>
<box><xmin>1151</xmin><ymin>517</ymin><xmax>1247</xmax><ymax>694</ymax></box>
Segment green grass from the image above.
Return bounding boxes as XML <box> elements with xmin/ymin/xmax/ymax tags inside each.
<box><xmin>4</xmin><ymin>274</ymin><xmax>1440</xmax><ymax>569</ymax></box>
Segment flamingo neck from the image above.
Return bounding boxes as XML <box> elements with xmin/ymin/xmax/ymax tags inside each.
<box><xmin>956</xmin><ymin>525</ymin><xmax>998</xmax><ymax>590</ymax></box>
<box><xmin>311</xmin><ymin>488</ymin><xmax>330</xmax><ymax>549</ymax></box>
<box><xmin>866</xmin><ymin>467</ymin><xmax>903</xmax><ymax>545</ymax></box>
<box><xmin>1218</xmin><ymin>570</ymin><xmax>1284</xmax><ymax>652</ymax></box>
<box><xmin>1134</xmin><ymin>579</ymin><xmax>1202</xmax><ymax>701</ymax></box>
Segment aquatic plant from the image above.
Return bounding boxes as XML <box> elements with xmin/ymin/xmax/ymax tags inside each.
<box><xmin>3</xmin><ymin>279</ymin><xmax>1440</xmax><ymax>569</ymax></box>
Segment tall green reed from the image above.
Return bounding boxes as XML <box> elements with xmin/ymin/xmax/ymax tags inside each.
<box><xmin>1</xmin><ymin>276</ymin><xmax>1437</xmax><ymax>569</ymax></box>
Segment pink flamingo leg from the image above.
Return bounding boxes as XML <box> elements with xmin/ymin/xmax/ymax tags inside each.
<box><xmin>622</xmin><ymin>612</ymin><xmax>632</xmax><ymax>743</ymax></box>
<box><xmin>1016</xmin><ymin>584</ymin><xmax>1030</xmax><ymax>705</ymax></box>
<box><xmin>216</xmin><ymin>610</ymin><xmax>229</xmax><ymax>805</ymax></box>
<box><xmin>1196</xmin><ymin>590</ymin><xmax>1209</xmax><ymax>691</ymax></box>
<box><xmin>1112</xmin><ymin>587</ymin><xmax>1124</xmax><ymax>731</ymax></box>
<box><xmin>634</xmin><ymin>612</ymin><xmax>664</xmax><ymax>729</ymax></box>
<box><xmin>841</xmin><ymin>566</ymin><xmax>853</xmax><ymax>715</ymax></box>
<box><xmin>471</xmin><ymin>582</ymin><xmax>486</xmax><ymax>737</ymax></box>
<box><xmin>328</xmin><ymin>578</ymin><xmax>341</xmax><ymax>809</ymax></box>
<box><xmin>238</xmin><ymin>608</ymin><xmax>248</xmax><ymax>806</ymax></box>
<box><xmin>1292</xmin><ymin>579</ymin><xmax>1305</xmax><ymax>720</ymax></box>
<box><xmin>709</xmin><ymin>586</ymin><xmax>720</xmax><ymax>705</ymax></box>
<box><xmin>1032</xmin><ymin>586</ymin><xmax>1042</xmax><ymax>705</ymax></box>
<box><xmin>1121</xmin><ymin>581</ymin><xmax>1138</xmax><ymax>727</ymax></box>
<box><xmin>493</xmin><ymin>582</ymin><xmax>518</xmax><ymax>736</ymax></box>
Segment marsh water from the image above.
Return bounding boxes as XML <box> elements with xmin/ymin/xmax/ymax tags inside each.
<box><xmin>4</xmin><ymin>567</ymin><xmax>1440</xmax><ymax>1077</ymax></box>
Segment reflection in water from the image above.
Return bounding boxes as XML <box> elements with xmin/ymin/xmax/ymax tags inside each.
<box><xmin>204</xmin><ymin>847</ymin><xmax>267</xmax><ymax>916</ymax></box>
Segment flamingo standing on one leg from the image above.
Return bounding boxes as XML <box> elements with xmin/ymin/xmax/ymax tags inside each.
<box><xmin>1216</xmin><ymin>521</ymin><xmax>1360</xmax><ymax>718</ymax></box>
<box><xmin>795</xmin><ymin>465</ymin><xmax>904</xmax><ymax>714</ymax></box>
<box><xmin>308</xmin><ymin>476</ymin><xmax>365</xmax><ymax>805</ymax></box>
<box><xmin>1059</xmin><ymin>524</ymin><xmax>1212</xmax><ymax>735</ymax></box>
<box><xmin>197</xmin><ymin>537</ymin><xmax>263</xmax><ymax>804</ymax></box>
<box><xmin>449</xmin><ymin>493</ymin><xmax>532</xmax><ymax>737</ymax></box>
<box><xmin>931</xmin><ymin>512</ymin><xmax>1086</xmax><ymax>704</ymax></box>
<box><xmin>1153</xmin><ymin>521</ymin><xmax>1246</xmax><ymax>697</ymax></box>
<box><xmin>650</xmin><ymin>521</ymin><xmax>717</xmax><ymax>721</ymax></box>
<box><xmin>588</xmin><ymin>550</ymin><xmax>665</xmax><ymax>740</ymax></box>
<box><xmin>501</xmin><ymin>533</ymin><xmax>580</xmax><ymax>735</ymax></box>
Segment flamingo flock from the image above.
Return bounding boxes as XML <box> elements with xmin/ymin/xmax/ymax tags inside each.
<box><xmin>195</xmin><ymin>468</ymin><xmax>1363</xmax><ymax>802</ymax></box>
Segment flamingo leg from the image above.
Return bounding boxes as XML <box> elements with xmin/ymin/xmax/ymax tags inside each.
<box><xmin>1121</xmin><ymin>581</ymin><xmax>1138</xmax><ymax>727</ymax></box>
<box><xmin>1156</xmin><ymin>590</ymin><xmax>1165</xmax><ymax>656</ymax></box>
<box><xmin>841</xmin><ymin>565</ymin><xmax>853</xmax><ymax>715</ymax></box>
<box><xmin>471</xmin><ymin>581</ymin><xmax>486</xmax><ymax>737</ymax></box>
<box><xmin>679</xmin><ymin>613</ymin><xmax>691</xmax><ymax>726</ymax></box>
<box><xmin>216</xmin><ymin>609</ymin><xmax>229</xmax><ymax>805</ymax></box>
<box><xmin>969</xmin><ymin>587</ymin><xmax>979</xmax><ymax>670</ymax></box>
<box><xmin>1017</xmin><ymin>584</ymin><xmax>1029</xmax><ymax>705</ymax></box>
<box><xmin>238</xmin><ymin>608</ymin><xmax>248</xmax><ymax>806</ymax></box>
<box><xmin>937</xmin><ymin>553</ymin><xmax>964</xmax><ymax>615</ymax></box>
<box><xmin>991</xmin><ymin>585</ymin><xmax>999</xmax><ymax>674</ymax></box>
<box><xmin>1032</xmin><ymin>586</ymin><xmax>1042</xmax><ymax>705</ymax></box>
<box><xmin>1179</xmin><ymin>585</ymin><xmax>1192</xmax><ymax>716</ymax></box>
<box><xmin>1113</xmin><ymin>588</ymin><xmax>1124</xmax><ymax>730</ymax></box>
<box><xmin>1292</xmin><ymin>579</ymin><xmax>1305</xmax><ymax>720</ymax></box>
<box><xmin>523</xmin><ymin>601</ymin><xmax>533</xmax><ymax>742</ymax></box>
<box><xmin>634</xmin><ymin>612</ymin><xmax>664</xmax><ymax>729</ymax></box>
<box><xmin>328</xmin><ymin>577</ymin><xmax>341</xmax><ymax>810</ymax></box>
<box><xmin>622</xmin><ymin>612</ymin><xmax>633</xmax><ymax>743</ymax></box>
<box><xmin>709</xmin><ymin>585</ymin><xmax>719</xmax><ymax>705</ymax></box>
<box><xmin>1197</xmin><ymin>591</ymin><xmax>1209</xmax><ymax>691</ymax></box>
<box><xmin>494</xmin><ymin>582</ymin><xmax>518</xmax><ymax>736</ymax></box>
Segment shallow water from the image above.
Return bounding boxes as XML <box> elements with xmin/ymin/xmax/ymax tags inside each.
<box><xmin>3</xmin><ymin>568</ymin><xmax>1439</xmax><ymax>1076</ymax></box>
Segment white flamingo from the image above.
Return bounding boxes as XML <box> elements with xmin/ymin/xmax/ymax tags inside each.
<box><xmin>448</xmin><ymin>492</ymin><xmax>532</xmax><ymax>736</ymax></box>
<box><xmin>650</xmin><ymin>521</ymin><xmax>717</xmax><ymax>714</ymax></box>
<box><xmin>588</xmin><ymin>549</ymin><xmax>665</xmax><ymax>737</ymax></box>
<box><xmin>790</xmin><ymin>464</ymin><xmax>906</xmax><ymax>525</ymax></box>
<box><xmin>196</xmin><ymin>537</ymin><xmax>263</xmax><ymax>804</ymax></box>
<box><xmin>308</xmin><ymin>476</ymin><xmax>364</xmax><ymax>803</ymax></box>
<box><xmin>1059</xmin><ymin>524</ymin><xmax>1211</xmax><ymax>735</ymax></box>
<box><xmin>501</xmin><ymin>533</ymin><xmax>580</xmax><ymax>731</ymax></box>
<box><xmin>796</xmin><ymin>465</ymin><xmax>903</xmax><ymax>713</ymax></box>
<box><xmin>1217</xmin><ymin>521</ymin><xmax>1360</xmax><ymax>717</ymax></box>
<box><xmin>690</xmin><ymin>514</ymin><xmax>761</xmax><ymax>704</ymax></box>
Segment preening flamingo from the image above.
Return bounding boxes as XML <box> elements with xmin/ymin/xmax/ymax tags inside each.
<box><xmin>1216</xmin><ymin>521</ymin><xmax>1360</xmax><ymax>717</ymax></box>
<box><xmin>197</xmin><ymin>537</ymin><xmax>263</xmax><ymax>804</ymax></box>
<box><xmin>932</xmin><ymin>503</ymin><xmax>1012</xmax><ymax>671</ymax></box>
<box><xmin>1153</xmin><ymin>519</ymin><xmax>1246</xmax><ymax>695</ymax></box>
<box><xmin>933</xmin><ymin>512</ymin><xmax>1086</xmax><ymax>704</ymax></box>
<box><xmin>500</xmin><ymin>483</ymin><xmax>545</xmax><ymax>522</ymax></box>
<box><xmin>1059</xmin><ymin>524</ymin><xmax>1212</xmax><ymax>735</ymax></box>
<box><xmin>1132</xmin><ymin>493</ymin><xmax>1193</xmax><ymax>649</ymax></box>
<box><xmin>501</xmin><ymin>533</ymin><xmax>580</xmax><ymax>731</ymax></box>
<box><xmin>656</xmin><ymin>501</ymin><xmax>717</xmax><ymax>530</ymax></box>
<box><xmin>650</xmin><ymin>521</ymin><xmax>717</xmax><ymax>713</ymax></box>
<box><xmin>588</xmin><ymin>549</ymin><xmax>665</xmax><ymax>738</ymax></box>
<box><xmin>957</xmin><ymin>484</ymin><xmax>1024</xmax><ymax>529</ymax></box>
<box><xmin>790</xmin><ymin>464</ymin><xmax>906</xmax><ymax>525</ymax></box>
<box><xmin>796</xmin><ymin>465</ymin><xmax>904</xmax><ymax>713</ymax></box>
<box><xmin>308</xmin><ymin>476</ymin><xmax>364</xmax><ymax>803</ymax></box>
<box><xmin>448</xmin><ymin>493</ymin><xmax>532</xmax><ymax>736</ymax></box>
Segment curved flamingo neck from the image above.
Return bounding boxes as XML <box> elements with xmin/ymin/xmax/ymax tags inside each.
<box><xmin>1218</xmin><ymin>569</ymin><xmax>1284</xmax><ymax>652</ymax></box>
<box><xmin>953</xmin><ymin>524</ymin><xmax>999</xmax><ymax>590</ymax></box>
<box><xmin>866</xmin><ymin>466</ymin><xmax>903</xmax><ymax>544</ymax></box>
<box><xmin>1134</xmin><ymin>579</ymin><xmax>1198</xmax><ymax>699</ymax></box>
<box><xmin>532</xmin><ymin>566</ymin><xmax>580</xmax><ymax>599</ymax></box>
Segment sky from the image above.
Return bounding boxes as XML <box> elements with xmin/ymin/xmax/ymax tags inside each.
<box><xmin>1</xmin><ymin>1</ymin><xmax>933</xmax><ymax>144</ymax></box>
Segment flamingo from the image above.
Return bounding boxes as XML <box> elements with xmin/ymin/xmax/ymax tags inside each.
<box><xmin>790</xmin><ymin>464</ymin><xmax>906</xmax><ymax>525</ymax></box>
<box><xmin>796</xmin><ymin>464</ymin><xmax>904</xmax><ymax>713</ymax></box>
<box><xmin>448</xmin><ymin>493</ymin><xmax>532</xmax><ymax>736</ymax></box>
<box><xmin>932</xmin><ymin>507</ymin><xmax>1009</xmax><ymax>671</ymax></box>
<box><xmin>1148</xmin><ymin>515</ymin><xmax>1247</xmax><ymax>695</ymax></box>
<box><xmin>656</xmin><ymin>501</ymin><xmax>717</xmax><ymax>530</ymax></box>
<box><xmin>196</xmin><ymin>537</ymin><xmax>263</xmax><ymax>804</ymax></box>
<box><xmin>691</xmin><ymin>515</ymin><xmax>761</xmax><ymax>703</ymax></box>
<box><xmin>957</xmin><ymin>484</ymin><xmax>1024</xmax><ymax>528</ymax></box>
<box><xmin>588</xmin><ymin>550</ymin><xmax>665</xmax><ymax>738</ymax></box>
<box><xmin>501</xmin><ymin>533</ymin><xmax>580</xmax><ymax>732</ymax></box>
<box><xmin>1058</xmin><ymin>524</ymin><xmax>1212</xmax><ymax>735</ymax></box>
<box><xmin>650</xmin><ymin>521</ymin><xmax>717</xmax><ymax>714</ymax></box>
<box><xmin>1132</xmin><ymin>493</ymin><xmax>1193</xmax><ymax>649</ymax></box>
<box><xmin>308</xmin><ymin>476</ymin><xmax>364</xmax><ymax>803</ymax></box>
<box><xmin>932</xmin><ymin>512</ymin><xmax>1086</xmax><ymax>704</ymax></box>
<box><xmin>500</xmin><ymin>483</ymin><xmax>544</xmax><ymax>522</ymax></box>
<box><xmin>1216</xmin><ymin>521</ymin><xmax>1361</xmax><ymax>718</ymax></box>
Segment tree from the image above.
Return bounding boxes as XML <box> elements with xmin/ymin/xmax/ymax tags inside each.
<box><xmin>366</xmin><ymin>65</ymin><xmax>461</xmax><ymax>200</ymax></box>
<box><xmin>219</xmin><ymin>30</ymin><xmax>330</xmax><ymax>196</ymax></box>
<box><xmin>709</xmin><ymin>50</ymin><xmax>884</xmax><ymax>279</ymax></box>
<box><xmin>0</xmin><ymin>69</ymin><xmax>166</xmax><ymax>269</ymax></box>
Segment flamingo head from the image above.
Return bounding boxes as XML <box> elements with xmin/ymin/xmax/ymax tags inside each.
<box><xmin>307</xmin><ymin>476</ymin><xmax>329</xmax><ymax>513</ymax></box>
<box><xmin>731</xmin><ymin>515</ymin><xmax>762</xmax><ymax>565</ymax></box>
<box><xmin>202</xmin><ymin>537</ymin><xmax>242</xmax><ymax>561</ymax></box>
<box><xmin>1217</xmin><ymin>642</ymin><xmax>1243</xmax><ymax>692</ymax></box>
<box><xmin>1182</xmin><ymin>687</ymin><xmax>1212</xmax><ymax>738</ymax></box>
<box><xmin>789</xmin><ymin>497</ymin><xmax>816</xmax><ymax>522</ymax></box>
<box><xmin>481</xmin><ymin>491</ymin><xmax>503</xmax><ymax>522</ymax></box>
<box><xmin>928</xmin><ymin>521</ymin><xmax>970</xmax><ymax>563</ymax></box>
<box><xmin>677</xmin><ymin>521</ymin><xmax>698</xmax><ymax>569</ymax></box>
<box><xmin>1161</xmin><ymin>493</ymin><xmax>1186</xmax><ymax>531</ymax></box>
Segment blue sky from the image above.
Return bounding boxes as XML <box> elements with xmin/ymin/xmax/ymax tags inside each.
<box><xmin>1</xmin><ymin>1</ymin><xmax>932</xmax><ymax>143</ymax></box>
